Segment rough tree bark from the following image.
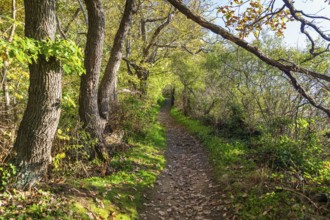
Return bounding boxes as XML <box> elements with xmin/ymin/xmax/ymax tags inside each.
<box><xmin>98</xmin><ymin>0</ymin><xmax>136</xmax><ymax>119</ymax></box>
<box><xmin>79</xmin><ymin>0</ymin><xmax>107</xmax><ymax>159</ymax></box>
<box><xmin>8</xmin><ymin>0</ymin><xmax>62</xmax><ymax>190</ymax></box>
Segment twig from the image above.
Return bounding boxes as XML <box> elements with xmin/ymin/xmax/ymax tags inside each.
<box><xmin>281</xmin><ymin>187</ymin><xmax>318</xmax><ymax>210</ymax></box>
<box><xmin>77</xmin><ymin>0</ymin><xmax>88</xmax><ymax>26</ymax></box>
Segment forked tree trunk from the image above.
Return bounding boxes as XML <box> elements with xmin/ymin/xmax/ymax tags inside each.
<box><xmin>79</xmin><ymin>0</ymin><xmax>107</xmax><ymax>160</ymax></box>
<box><xmin>98</xmin><ymin>0</ymin><xmax>136</xmax><ymax>119</ymax></box>
<box><xmin>9</xmin><ymin>0</ymin><xmax>62</xmax><ymax>190</ymax></box>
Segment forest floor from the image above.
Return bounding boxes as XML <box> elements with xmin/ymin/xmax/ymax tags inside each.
<box><xmin>139</xmin><ymin>102</ymin><xmax>225</xmax><ymax>220</ymax></box>
<box><xmin>2</xmin><ymin>101</ymin><xmax>328</xmax><ymax>219</ymax></box>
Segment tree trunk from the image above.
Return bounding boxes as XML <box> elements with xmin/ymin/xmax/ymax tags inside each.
<box><xmin>9</xmin><ymin>0</ymin><xmax>62</xmax><ymax>190</ymax></box>
<box><xmin>136</xmin><ymin>68</ymin><xmax>149</xmax><ymax>96</ymax></box>
<box><xmin>170</xmin><ymin>87</ymin><xmax>175</xmax><ymax>107</ymax></box>
<box><xmin>1</xmin><ymin>0</ymin><xmax>17</xmax><ymax>121</ymax></box>
<box><xmin>98</xmin><ymin>0</ymin><xmax>135</xmax><ymax>119</ymax></box>
<box><xmin>79</xmin><ymin>0</ymin><xmax>107</xmax><ymax>160</ymax></box>
<box><xmin>182</xmin><ymin>86</ymin><xmax>190</xmax><ymax>116</ymax></box>
<box><xmin>1</xmin><ymin>68</ymin><xmax>11</xmax><ymax>119</ymax></box>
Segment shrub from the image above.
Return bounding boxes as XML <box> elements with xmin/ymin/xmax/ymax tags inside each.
<box><xmin>250</xmin><ymin>133</ymin><xmax>323</xmax><ymax>174</ymax></box>
<box><xmin>109</xmin><ymin>96</ymin><xmax>161</xmax><ymax>137</ymax></box>
<box><xmin>0</xmin><ymin>164</ymin><xmax>16</xmax><ymax>191</ymax></box>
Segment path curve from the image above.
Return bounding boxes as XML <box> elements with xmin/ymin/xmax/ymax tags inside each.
<box><xmin>139</xmin><ymin>102</ymin><xmax>223</xmax><ymax>220</ymax></box>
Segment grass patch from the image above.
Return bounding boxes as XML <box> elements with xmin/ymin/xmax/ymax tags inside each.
<box><xmin>170</xmin><ymin>108</ymin><xmax>254</xmax><ymax>179</ymax></box>
<box><xmin>68</xmin><ymin>122</ymin><xmax>167</xmax><ymax>220</ymax></box>
<box><xmin>170</xmin><ymin>108</ymin><xmax>330</xmax><ymax>219</ymax></box>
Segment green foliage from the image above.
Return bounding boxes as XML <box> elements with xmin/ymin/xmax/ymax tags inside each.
<box><xmin>170</xmin><ymin>108</ymin><xmax>250</xmax><ymax>177</ymax></box>
<box><xmin>53</xmin><ymin>153</ymin><xmax>66</xmax><ymax>172</ymax></box>
<box><xmin>0</xmin><ymin>36</ymin><xmax>85</xmax><ymax>74</ymax></box>
<box><xmin>53</xmin><ymin>127</ymin><xmax>98</xmax><ymax>171</ymax></box>
<box><xmin>1</xmin><ymin>104</ymin><xmax>166</xmax><ymax>219</ymax></box>
<box><xmin>0</xmin><ymin>189</ymin><xmax>67</xmax><ymax>220</ymax></box>
<box><xmin>111</xmin><ymin>96</ymin><xmax>162</xmax><ymax>137</ymax></box>
<box><xmin>250</xmin><ymin>133</ymin><xmax>323</xmax><ymax>173</ymax></box>
<box><xmin>217</xmin><ymin>102</ymin><xmax>253</xmax><ymax>138</ymax></box>
<box><xmin>239</xmin><ymin>190</ymin><xmax>296</xmax><ymax>219</ymax></box>
<box><xmin>171</xmin><ymin>108</ymin><xmax>330</xmax><ymax>219</ymax></box>
<box><xmin>65</xmin><ymin>107</ymin><xmax>166</xmax><ymax>219</ymax></box>
<box><xmin>0</xmin><ymin>164</ymin><xmax>16</xmax><ymax>191</ymax></box>
<box><xmin>0</xmin><ymin>0</ymin><xmax>329</xmax><ymax>218</ymax></box>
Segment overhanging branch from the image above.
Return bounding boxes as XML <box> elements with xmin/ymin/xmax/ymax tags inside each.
<box><xmin>166</xmin><ymin>0</ymin><xmax>330</xmax><ymax>117</ymax></box>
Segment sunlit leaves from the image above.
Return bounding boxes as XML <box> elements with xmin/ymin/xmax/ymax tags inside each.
<box><xmin>218</xmin><ymin>0</ymin><xmax>292</xmax><ymax>38</ymax></box>
<box><xmin>0</xmin><ymin>36</ymin><xmax>85</xmax><ymax>75</ymax></box>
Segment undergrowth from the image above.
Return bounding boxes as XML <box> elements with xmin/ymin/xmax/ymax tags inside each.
<box><xmin>170</xmin><ymin>108</ymin><xmax>330</xmax><ymax>219</ymax></box>
<box><xmin>66</xmin><ymin>120</ymin><xmax>166</xmax><ymax>220</ymax></box>
<box><xmin>0</xmin><ymin>103</ymin><xmax>166</xmax><ymax>220</ymax></box>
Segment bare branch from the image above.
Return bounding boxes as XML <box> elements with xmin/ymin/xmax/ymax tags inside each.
<box><xmin>166</xmin><ymin>0</ymin><xmax>330</xmax><ymax>83</ymax></box>
<box><xmin>283</xmin><ymin>0</ymin><xmax>330</xmax><ymax>42</ymax></box>
<box><xmin>77</xmin><ymin>0</ymin><xmax>88</xmax><ymax>26</ymax></box>
<box><xmin>166</xmin><ymin>0</ymin><xmax>330</xmax><ymax>117</ymax></box>
<box><xmin>296</xmin><ymin>9</ymin><xmax>330</xmax><ymax>21</ymax></box>
<box><xmin>56</xmin><ymin>15</ymin><xmax>67</xmax><ymax>39</ymax></box>
<box><xmin>143</xmin><ymin>12</ymin><xmax>174</xmax><ymax>59</ymax></box>
<box><xmin>283</xmin><ymin>71</ymin><xmax>330</xmax><ymax>117</ymax></box>
<box><xmin>64</xmin><ymin>8</ymin><xmax>80</xmax><ymax>33</ymax></box>
<box><xmin>145</xmin><ymin>16</ymin><xmax>168</xmax><ymax>23</ymax></box>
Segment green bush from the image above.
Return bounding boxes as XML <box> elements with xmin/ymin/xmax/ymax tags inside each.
<box><xmin>0</xmin><ymin>164</ymin><xmax>16</xmax><ymax>191</ymax></box>
<box><xmin>250</xmin><ymin>133</ymin><xmax>323</xmax><ymax>174</ymax></box>
<box><xmin>110</xmin><ymin>96</ymin><xmax>161</xmax><ymax>137</ymax></box>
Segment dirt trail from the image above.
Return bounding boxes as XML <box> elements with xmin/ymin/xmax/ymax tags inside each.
<box><xmin>139</xmin><ymin>102</ymin><xmax>223</xmax><ymax>220</ymax></box>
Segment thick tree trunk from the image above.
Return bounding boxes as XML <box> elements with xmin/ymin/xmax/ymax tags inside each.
<box><xmin>98</xmin><ymin>0</ymin><xmax>135</xmax><ymax>119</ymax></box>
<box><xmin>9</xmin><ymin>0</ymin><xmax>62</xmax><ymax>190</ymax></box>
<box><xmin>79</xmin><ymin>0</ymin><xmax>107</xmax><ymax>159</ymax></box>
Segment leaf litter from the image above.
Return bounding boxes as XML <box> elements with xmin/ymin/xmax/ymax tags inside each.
<box><xmin>139</xmin><ymin>105</ymin><xmax>231</xmax><ymax>219</ymax></box>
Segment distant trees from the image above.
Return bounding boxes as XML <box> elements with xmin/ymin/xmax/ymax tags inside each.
<box><xmin>169</xmin><ymin>36</ymin><xmax>330</xmax><ymax>145</ymax></box>
<box><xmin>166</xmin><ymin>0</ymin><xmax>330</xmax><ymax>118</ymax></box>
<box><xmin>123</xmin><ymin>0</ymin><xmax>205</xmax><ymax>96</ymax></box>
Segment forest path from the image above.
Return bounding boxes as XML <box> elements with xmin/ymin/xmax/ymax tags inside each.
<box><xmin>139</xmin><ymin>101</ymin><xmax>223</xmax><ymax>220</ymax></box>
